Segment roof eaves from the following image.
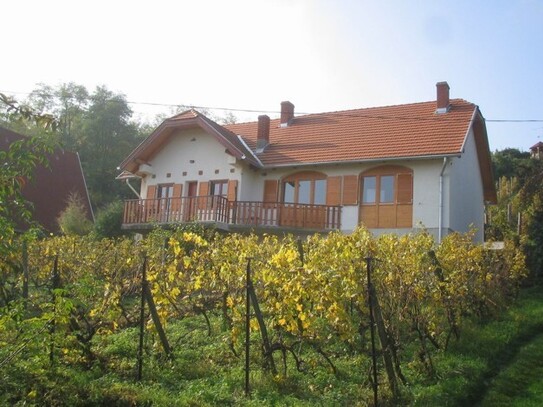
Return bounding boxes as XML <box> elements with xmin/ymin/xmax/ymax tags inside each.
<box><xmin>197</xmin><ymin>115</ymin><xmax>260</xmax><ymax>167</ymax></box>
<box><xmin>261</xmin><ymin>153</ymin><xmax>462</xmax><ymax>169</ymax></box>
<box><xmin>237</xmin><ymin>135</ymin><xmax>263</xmax><ymax>168</ymax></box>
<box><xmin>118</xmin><ymin>119</ymin><xmax>174</xmax><ymax>170</ymax></box>
<box><xmin>459</xmin><ymin>106</ymin><xmax>478</xmax><ymax>153</ymax></box>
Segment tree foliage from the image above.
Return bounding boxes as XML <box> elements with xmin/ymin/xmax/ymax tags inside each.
<box><xmin>0</xmin><ymin>94</ymin><xmax>57</xmax><ymax>255</ymax></box>
<box><xmin>489</xmin><ymin>148</ymin><xmax>543</xmax><ymax>278</ymax></box>
<box><xmin>3</xmin><ymin>84</ymin><xmax>147</xmax><ymax>210</ymax></box>
<box><xmin>57</xmin><ymin>192</ymin><xmax>93</xmax><ymax>236</ymax></box>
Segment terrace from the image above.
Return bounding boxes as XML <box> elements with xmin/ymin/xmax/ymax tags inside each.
<box><xmin>122</xmin><ymin>196</ymin><xmax>341</xmax><ymax>233</ymax></box>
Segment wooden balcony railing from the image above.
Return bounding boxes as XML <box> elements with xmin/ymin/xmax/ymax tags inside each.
<box><xmin>123</xmin><ymin>196</ymin><xmax>341</xmax><ymax>231</ymax></box>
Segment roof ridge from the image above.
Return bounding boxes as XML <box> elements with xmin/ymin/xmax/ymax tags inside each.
<box><xmin>224</xmin><ymin>99</ymin><xmax>474</xmax><ymax>127</ymax></box>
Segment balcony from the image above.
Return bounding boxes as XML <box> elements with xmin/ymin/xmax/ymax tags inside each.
<box><xmin>122</xmin><ymin>196</ymin><xmax>341</xmax><ymax>233</ymax></box>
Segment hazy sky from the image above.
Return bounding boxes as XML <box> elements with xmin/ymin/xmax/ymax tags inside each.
<box><xmin>3</xmin><ymin>0</ymin><xmax>542</xmax><ymax>151</ymax></box>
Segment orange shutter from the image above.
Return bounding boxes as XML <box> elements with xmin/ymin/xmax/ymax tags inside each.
<box><xmin>146</xmin><ymin>184</ymin><xmax>157</xmax><ymax>200</ymax></box>
<box><xmin>397</xmin><ymin>173</ymin><xmax>413</xmax><ymax>204</ymax></box>
<box><xmin>227</xmin><ymin>180</ymin><xmax>238</xmax><ymax>202</ymax></box>
<box><xmin>326</xmin><ymin>176</ymin><xmax>342</xmax><ymax>205</ymax></box>
<box><xmin>146</xmin><ymin>184</ymin><xmax>157</xmax><ymax>220</ymax></box>
<box><xmin>198</xmin><ymin>182</ymin><xmax>210</xmax><ymax>209</ymax></box>
<box><xmin>263</xmin><ymin>180</ymin><xmax>279</xmax><ymax>202</ymax></box>
<box><xmin>171</xmin><ymin>184</ymin><xmax>183</xmax><ymax>213</ymax></box>
<box><xmin>342</xmin><ymin>175</ymin><xmax>358</xmax><ymax>205</ymax></box>
<box><xmin>173</xmin><ymin>184</ymin><xmax>183</xmax><ymax>198</ymax></box>
<box><xmin>198</xmin><ymin>181</ymin><xmax>209</xmax><ymax>196</ymax></box>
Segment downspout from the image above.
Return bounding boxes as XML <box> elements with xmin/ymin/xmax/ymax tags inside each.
<box><xmin>126</xmin><ymin>179</ymin><xmax>141</xmax><ymax>199</ymax></box>
<box><xmin>438</xmin><ymin>157</ymin><xmax>449</xmax><ymax>243</ymax></box>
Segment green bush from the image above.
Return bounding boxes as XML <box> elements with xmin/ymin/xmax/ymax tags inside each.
<box><xmin>92</xmin><ymin>200</ymin><xmax>125</xmax><ymax>238</ymax></box>
<box><xmin>57</xmin><ymin>192</ymin><xmax>93</xmax><ymax>235</ymax></box>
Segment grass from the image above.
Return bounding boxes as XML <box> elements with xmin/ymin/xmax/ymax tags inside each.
<box><xmin>412</xmin><ymin>285</ymin><xmax>543</xmax><ymax>406</ymax></box>
<box><xmin>2</xmin><ymin>285</ymin><xmax>543</xmax><ymax>405</ymax></box>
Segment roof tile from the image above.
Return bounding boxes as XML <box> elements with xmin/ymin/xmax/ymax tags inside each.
<box><xmin>225</xmin><ymin>99</ymin><xmax>476</xmax><ymax>166</ymax></box>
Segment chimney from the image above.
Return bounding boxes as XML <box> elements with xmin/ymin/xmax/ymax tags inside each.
<box><xmin>256</xmin><ymin>114</ymin><xmax>270</xmax><ymax>151</ymax></box>
<box><xmin>280</xmin><ymin>101</ymin><xmax>294</xmax><ymax>127</ymax></box>
<box><xmin>436</xmin><ymin>81</ymin><xmax>450</xmax><ymax>114</ymax></box>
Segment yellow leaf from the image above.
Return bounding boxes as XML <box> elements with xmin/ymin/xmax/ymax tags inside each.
<box><xmin>226</xmin><ymin>296</ymin><xmax>234</xmax><ymax>307</ymax></box>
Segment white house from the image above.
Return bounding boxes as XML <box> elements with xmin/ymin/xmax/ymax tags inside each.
<box><xmin>118</xmin><ymin>82</ymin><xmax>496</xmax><ymax>242</ymax></box>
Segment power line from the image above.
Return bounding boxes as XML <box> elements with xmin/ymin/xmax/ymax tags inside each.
<box><xmin>2</xmin><ymin>89</ymin><xmax>543</xmax><ymax>123</ymax></box>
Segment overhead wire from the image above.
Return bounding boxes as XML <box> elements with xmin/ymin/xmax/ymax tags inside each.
<box><xmin>1</xmin><ymin>89</ymin><xmax>543</xmax><ymax>124</ymax></box>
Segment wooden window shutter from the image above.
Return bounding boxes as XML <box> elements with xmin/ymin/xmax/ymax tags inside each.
<box><xmin>396</xmin><ymin>173</ymin><xmax>413</xmax><ymax>204</ymax></box>
<box><xmin>146</xmin><ymin>184</ymin><xmax>157</xmax><ymax>199</ymax></box>
<box><xmin>227</xmin><ymin>180</ymin><xmax>238</xmax><ymax>202</ymax></box>
<box><xmin>145</xmin><ymin>184</ymin><xmax>157</xmax><ymax>220</ymax></box>
<box><xmin>198</xmin><ymin>181</ymin><xmax>210</xmax><ymax>209</ymax></box>
<box><xmin>198</xmin><ymin>181</ymin><xmax>210</xmax><ymax>196</ymax></box>
<box><xmin>263</xmin><ymin>180</ymin><xmax>279</xmax><ymax>202</ymax></box>
<box><xmin>173</xmin><ymin>183</ymin><xmax>183</xmax><ymax>198</ymax></box>
<box><xmin>326</xmin><ymin>176</ymin><xmax>342</xmax><ymax>205</ymax></box>
<box><xmin>342</xmin><ymin>175</ymin><xmax>358</xmax><ymax>205</ymax></box>
<box><xmin>171</xmin><ymin>184</ymin><xmax>183</xmax><ymax>213</ymax></box>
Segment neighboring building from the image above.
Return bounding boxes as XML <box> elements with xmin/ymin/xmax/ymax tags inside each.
<box><xmin>530</xmin><ymin>141</ymin><xmax>543</xmax><ymax>160</ymax></box>
<box><xmin>118</xmin><ymin>82</ymin><xmax>496</xmax><ymax>242</ymax></box>
<box><xmin>0</xmin><ymin>126</ymin><xmax>93</xmax><ymax>233</ymax></box>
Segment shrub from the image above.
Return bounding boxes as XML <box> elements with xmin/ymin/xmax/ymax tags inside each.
<box><xmin>93</xmin><ymin>200</ymin><xmax>125</xmax><ymax>239</ymax></box>
<box><xmin>57</xmin><ymin>192</ymin><xmax>93</xmax><ymax>235</ymax></box>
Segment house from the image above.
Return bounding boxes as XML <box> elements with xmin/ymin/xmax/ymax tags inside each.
<box><xmin>0</xmin><ymin>126</ymin><xmax>94</xmax><ymax>233</ymax></box>
<box><xmin>118</xmin><ymin>82</ymin><xmax>496</xmax><ymax>242</ymax></box>
<box><xmin>530</xmin><ymin>141</ymin><xmax>543</xmax><ymax>160</ymax></box>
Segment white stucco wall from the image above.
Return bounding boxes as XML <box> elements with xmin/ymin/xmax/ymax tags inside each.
<box><xmin>140</xmin><ymin>128</ymin><xmax>242</xmax><ymax>198</ymax></box>
<box><xmin>447</xmin><ymin>128</ymin><xmax>485</xmax><ymax>241</ymax></box>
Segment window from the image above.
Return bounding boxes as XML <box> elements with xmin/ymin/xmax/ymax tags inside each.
<box><xmin>314</xmin><ymin>179</ymin><xmax>326</xmax><ymax>205</ymax></box>
<box><xmin>280</xmin><ymin>171</ymin><xmax>328</xmax><ymax>229</ymax></box>
<box><xmin>281</xmin><ymin>172</ymin><xmax>327</xmax><ymax>206</ymax></box>
<box><xmin>284</xmin><ymin>180</ymin><xmax>295</xmax><ymax>203</ymax></box>
<box><xmin>210</xmin><ymin>180</ymin><xmax>228</xmax><ymax>197</ymax></box>
<box><xmin>380</xmin><ymin>175</ymin><xmax>394</xmax><ymax>203</ymax></box>
<box><xmin>362</xmin><ymin>176</ymin><xmax>376</xmax><ymax>204</ymax></box>
<box><xmin>359</xmin><ymin>166</ymin><xmax>413</xmax><ymax>228</ymax></box>
<box><xmin>157</xmin><ymin>184</ymin><xmax>173</xmax><ymax>199</ymax></box>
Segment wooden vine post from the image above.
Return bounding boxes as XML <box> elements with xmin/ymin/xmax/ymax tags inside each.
<box><xmin>365</xmin><ymin>257</ymin><xmax>400</xmax><ymax>402</ymax></box>
<box><xmin>137</xmin><ymin>254</ymin><xmax>173</xmax><ymax>382</ymax></box>
<box><xmin>50</xmin><ymin>255</ymin><xmax>60</xmax><ymax>366</ymax></box>
<box><xmin>137</xmin><ymin>256</ymin><xmax>146</xmax><ymax>381</ymax></box>
<box><xmin>245</xmin><ymin>257</ymin><xmax>251</xmax><ymax>397</ymax></box>
<box><xmin>365</xmin><ymin>256</ymin><xmax>378</xmax><ymax>406</ymax></box>
<box><xmin>22</xmin><ymin>240</ymin><xmax>29</xmax><ymax>307</ymax></box>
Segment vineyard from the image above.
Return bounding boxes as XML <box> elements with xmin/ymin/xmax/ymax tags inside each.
<box><xmin>0</xmin><ymin>226</ymin><xmax>527</xmax><ymax>405</ymax></box>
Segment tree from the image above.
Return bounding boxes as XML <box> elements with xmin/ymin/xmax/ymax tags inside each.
<box><xmin>489</xmin><ymin>147</ymin><xmax>543</xmax><ymax>279</ymax></box>
<box><xmin>78</xmin><ymin>86</ymin><xmax>141</xmax><ymax>208</ymax></box>
<box><xmin>0</xmin><ymin>94</ymin><xmax>57</xmax><ymax>254</ymax></box>
<box><xmin>57</xmin><ymin>192</ymin><xmax>93</xmax><ymax>236</ymax></box>
<box><xmin>492</xmin><ymin>148</ymin><xmax>531</xmax><ymax>180</ymax></box>
<box><xmin>27</xmin><ymin>82</ymin><xmax>89</xmax><ymax>150</ymax></box>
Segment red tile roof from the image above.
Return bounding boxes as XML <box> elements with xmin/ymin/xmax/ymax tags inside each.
<box><xmin>225</xmin><ymin>99</ymin><xmax>477</xmax><ymax>166</ymax></box>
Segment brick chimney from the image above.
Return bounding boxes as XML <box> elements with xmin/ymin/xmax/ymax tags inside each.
<box><xmin>280</xmin><ymin>101</ymin><xmax>294</xmax><ymax>127</ymax></box>
<box><xmin>436</xmin><ymin>81</ymin><xmax>450</xmax><ymax>114</ymax></box>
<box><xmin>256</xmin><ymin>114</ymin><xmax>270</xmax><ymax>151</ymax></box>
